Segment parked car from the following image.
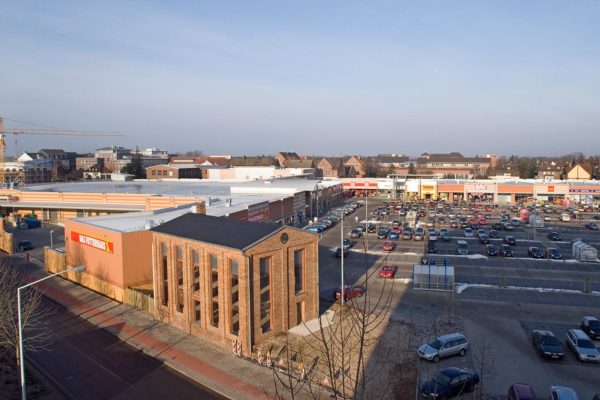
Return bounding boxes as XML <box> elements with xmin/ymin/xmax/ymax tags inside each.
<box><xmin>342</xmin><ymin>239</ymin><xmax>354</xmax><ymax>249</ymax></box>
<box><xmin>479</xmin><ymin>234</ymin><xmax>490</xmax><ymax>244</ymax></box>
<box><xmin>377</xmin><ymin>227</ymin><xmax>390</xmax><ymax>239</ymax></box>
<box><xmin>565</xmin><ymin>329</ymin><xmax>600</xmax><ymax>362</ymax></box>
<box><xmin>414</xmin><ymin>228</ymin><xmax>425</xmax><ymax>241</ymax></box>
<box><xmin>503</xmin><ymin>236</ymin><xmax>516</xmax><ymax>245</ymax></box>
<box><xmin>402</xmin><ymin>228</ymin><xmax>413</xmax><ymax>240</ymax></box>
<box><xmin>456</xmin><ymin>240</ymin><xmax>469</xmax><ymax>255</ymax></box>
<box><xmin>489</xmin><ymin>229</ymin><xmax>500</xmax><ymax>239</ymax></box>
<box><xmin>546</xmin><ymin>247</ymin><xmax>563</xmax><ymax>260</ymax></box>
<box><xmin>528</xmin><ymin>246</ymin><xmax>544</xmax><ymax>259</ymax></box>
<box><xmin>485</xmin><ymin>244</ymin><xmax>498</xmax><ymax>256</ymax></box>
<box><xmin>508</xmin><ymin>383</ymin><xmax>538</xmax><ymax>400</ymax></box>
<box><xmin>440</xmin><ymin>228</ymin><xmax>450</xmax><ymax>241</ymax></box>
<box><xmin>417</xmin><ymin>333</ymin><xmax>469</xmax><ymax>362</ymax></box>
<box><xmin>420</xmin><ymin>367</ymin><xmax>479</xmax><ymax>400</ymax></box>
<box><xmin>500</xmin><ymin>244</ymin><xmax>514</xmax><ymax>257</ymax></box>
<box><xmin>550</xmin><ymin>386</ymin><xmax>579</xmax><ymax>400</ymax></box>
<box><xmin>580</xmin><ymin>316</ymin><xmax>600</xmax><ymax>340</ymax></box>
<box><xmin>531</xmin><ymin>330</ymin><xmax>564</xmax><ymax>359</ymax></box>
<box><xmin>333</xmin><ymin>285</ymin><xmax>364</xmax><ymax>301</ymax></box>
<box><xmin>427</xmin><ymin>241</ymin><xmax>437</xmax><ymax>254</ymax></box>
<box><xmin>388</xmin><ymin>230</ymin><xmax>399</xmax><ymax>240</ymax></box>
<box><xmin>547</xmin><ymin>232</ymin><xmax>562</xmax><ymax>241</ymax></box>
<box><xmin>367</xmin><ymin>224</ymin><xmax>377</xmax><ymax>233</ymax></box>
<box><xmin>464</xmin><ymin>228</ymin><xmax>473</xmax><ymax>237</ymax></box>
<box><xmin>383</xmin><ymin>241</ymin><xmax>396</xmax><ymax>252</ymax></box>
<box><xmin>350</xmin><ymin>229</ymin><xmax>362</xmax><ymax>239</ymax></box>
<box><xmin>379</xmin><ymin>264</ymin><xmax>398</xmax><ymax>279</ymax></box>
<box><xmin>17</xmin><ymin>240</ymin><xmax>34</xmax><ymax>251</ymax></box>
<box><xmin>585</xmin><ymin>222</ymin><xmax>598</xmax><ymax>230</ymax></box>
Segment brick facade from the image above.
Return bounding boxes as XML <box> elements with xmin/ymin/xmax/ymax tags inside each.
<box><xmin>151</xmin><ymin>226</ymin><xmax>319</xmax><ymax>355</ymax></box>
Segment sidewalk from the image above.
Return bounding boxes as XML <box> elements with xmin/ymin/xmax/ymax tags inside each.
<box><xmin>13</xmin><ymin>255</ymin><xmax>276</xmax><ymax>400</ymax></box>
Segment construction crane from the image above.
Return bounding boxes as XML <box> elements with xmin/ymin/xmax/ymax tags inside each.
<box><xmin>0</xmin><ymin>116</ymin><xmax>124</xmax><ymax>184</ymax></box>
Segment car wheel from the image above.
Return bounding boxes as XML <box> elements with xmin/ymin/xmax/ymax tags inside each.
<box><xmin>432</xmin><ymin>355</ymin><xmax>440</xmax><ymax>363</ymax></box>
<box><xmin>459</xmin><ymin>348</ymin><xmax>466</xmax><ymax>356</ymax></box>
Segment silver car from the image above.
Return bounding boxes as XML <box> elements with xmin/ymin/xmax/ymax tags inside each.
<box><xmin>417</xmin><ymin>333</ymin><xmax>469</xmax><ymax>362</ymax></box>
<box><xmin>566</xmin><ymin>329</ymin><xmax>600</xmax><ymax>362</ymax></box>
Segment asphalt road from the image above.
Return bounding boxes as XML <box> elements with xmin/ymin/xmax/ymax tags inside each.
<box><xmin>28</xmin><ymin>297</ymin><xmax>224</xmax><ymax>400</ymax></box>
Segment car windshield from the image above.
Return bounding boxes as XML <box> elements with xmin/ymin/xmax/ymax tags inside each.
<box><xmin>433</xmin><ymin>372</ymin><xmax>451</xmax><ymax>386</ymax></box>
<box><xmin>578</xmin><ymin>339</ymin><xmax>596</xmax><ymax>348</ymax></box>
<box><xmin>428</xmin><ymin>339</ymin><xmax>443</xmax><ymax>350</ymax></box>
<box><xmin>541</xmin><ymin>335</ymin><xmax>560</xmax><ymax>346</ymax></box>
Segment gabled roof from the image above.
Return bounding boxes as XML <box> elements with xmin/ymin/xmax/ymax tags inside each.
<box><xmin>38</xmin><ymin>149</ymin><xmax>68</xmax><ymax>157</ymax></box>
<box><xmin>276</xmin><ymin>152</ymin><xmax>300</xmax><ymax>160</ymax></box>
<box><xmin>151</xmin><ymin>213</ymin><xmax>282</xmax><ymax>251</ymax></box>
<box><xmin>285</xmin><ymin>159</ymin><xmax>314</xmax><ymax>168</ymax></box>
<box><xmin>229</xmin><ymin>156</ymin><xmax>278</xmax><ymax>167</ymax></box>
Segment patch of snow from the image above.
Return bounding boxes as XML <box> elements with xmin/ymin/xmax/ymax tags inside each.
<box><xmin>454</xmin><ymin>282</ymin><xmax>600</xmax><ymax>296</ymax></box>
<box><xmin>467</xmin><ymin>254</ymin><xmax>488</xmax><ymax>260</ymax></box>
<box><xmin>394</xmin><ymin>278</ymin><xmax>413</xmax><ymax>284</ymax></box>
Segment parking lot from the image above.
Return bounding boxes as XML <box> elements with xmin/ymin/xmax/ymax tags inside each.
<box><xmin>313</xmin><ymin>197</ymin><xmax>600</xmax><ymax>398</ymax></box>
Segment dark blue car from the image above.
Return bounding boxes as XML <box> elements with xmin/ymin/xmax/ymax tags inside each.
<box><xmin>421</xmin><ymin>367</ymin><xmax>479</xmax><ymax>399</ymax></box>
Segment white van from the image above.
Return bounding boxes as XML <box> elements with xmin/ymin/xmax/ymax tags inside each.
<box><xmin>560</xmin><ymin>213</ymin><xmax>571</xmax><ymax>222</ymax></box>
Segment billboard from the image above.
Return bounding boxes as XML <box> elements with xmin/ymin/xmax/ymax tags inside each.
<box><xmin>71</xmin><ymin>231</ymin><xmax>114</xmax><ymax>254</ymax></box>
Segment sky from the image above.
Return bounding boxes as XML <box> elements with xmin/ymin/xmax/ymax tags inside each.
<box><xmin>1</xmin><ymin>1</ymin><xmax>599</xmax><ymax>157</ymax></box>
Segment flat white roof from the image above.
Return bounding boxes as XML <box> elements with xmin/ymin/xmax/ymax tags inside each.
<box><xmin>71</xmin><ymin>204</ymin><xmax>200</xmax><ymax>233</ymax></box>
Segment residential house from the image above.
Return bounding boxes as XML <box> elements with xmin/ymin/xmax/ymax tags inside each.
<box><xmin>343</xmin><ymin>156</ymin><xmax>367</xmax><ymax>178</ymax></box>
<box><xmin>274</xmin><ymin>152</ymin><xmax>300</xmax><ymax>167</ymax></box>
<box><xmin>567</xmin><ymin>163</ymin><xmax>593</xmax><ymax>181</ymax></box>
<box><xmin>316</xmin><ymin>157</ymin><xmax>346</xmax><ymax>178</ymax></box>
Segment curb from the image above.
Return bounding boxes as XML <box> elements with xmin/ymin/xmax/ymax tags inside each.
<box><xmin>26</xmin><ymin>354</ymin><xmax>77</xmax><ymax>400</ymax></box>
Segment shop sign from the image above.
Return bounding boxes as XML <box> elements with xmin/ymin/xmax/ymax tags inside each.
<box><xmin>474</xmin><ymin>184</ymin><xmax>488</xmax><ymax>192</ymax></box>
<box><xmin>71</xmin><ymin>231</ymin><xmax>114</xmax><ymax>253</ymax></box>
<box><xmin>248</xmin><ymin>201</ymin><xmax>270</xmax><ymax>222</ymax></box>
<box><xmin>422</xmin><ymin>185</ymin><xmax>435</xmax><ymax>191</ymax></box>
<box><xmin>569</xmin><ymin>189</ymin><xmax>600</xmax><ymax>193</ymax></box>
<box><xmin>547</xmin><ymin>186</ymin><xmax>554</xmax><ymax>193</ymax></box>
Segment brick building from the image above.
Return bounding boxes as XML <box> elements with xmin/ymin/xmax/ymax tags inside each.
<box><xmin>151</xmin><ymin>214</ymin><xmax>320</xmax><ymax>355</ymax></box>
<box><xmin>146</xmin><ymin>164</ymin><xmax>201</xmax><ymax>179</ymax></box>
<box><xmin>316</xmin><ymin>157</ymin><xmax>346</xmax><ymax>178</ymax></box>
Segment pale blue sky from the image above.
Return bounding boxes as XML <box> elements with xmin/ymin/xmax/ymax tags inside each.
<box><xmin>1</xmin><ymin>1</ymin><xmax>599</xmax><ymax>156</ymax></box>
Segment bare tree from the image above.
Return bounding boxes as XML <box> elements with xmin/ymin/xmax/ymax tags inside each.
<box><xmin>0</xmin><ymin>260</ymin><xmax>51</xmax><ymax>367</ymax></box>
<box><xmin>269</xmin><ymin>234</ymin><xmax>415</xmax><ymax>399</ymax></box>
<box><xmin>472</xmin><ymin>336</ymin><xmax>495</xmax><ymax>400</ymax></box>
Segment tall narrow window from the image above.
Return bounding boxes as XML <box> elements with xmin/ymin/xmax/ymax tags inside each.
<box><xmin>230</xmin><ymin>260</ymin><xmax>239</xmax><ymax>335</ymax></box>
<box><xmin>176</xmin><ymin>246</ymin><xmax>184</xmax><ymax>313</ymax></box>
<box><xmin>259</xmin><ymin>257</ymin><xmax>271</xmax><ymax>333</ymax></box>
<box><xmin>193</xmin><ymin>300</ymin><xmax>201</xmax><ymax>322</ymax></box>
<box><xmin>192</xmin><ymin>250</ymin><xmax>200</xmax><ymax>293</ymax></box>
<box><xmin>294</xmin><ymin>249</ymin><xmax>304</xmax><ymax>293</ymax></box>
<box><xmin>210</xmin><ymin>255</ymin><xmax>219</xmax><ymax>327</ymax></box>
<box><xmin>161</xmin><ymin>242</ymin><xmax>169</xmax><ymax>306</ymax></box>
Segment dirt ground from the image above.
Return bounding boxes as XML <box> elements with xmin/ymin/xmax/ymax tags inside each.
<box><xmin>0</xmin><ymin>345</ymin><xmax>62</xmax><ymax>400</ymax></box>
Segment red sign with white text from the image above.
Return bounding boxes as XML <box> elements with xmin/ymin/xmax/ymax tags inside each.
<box><xmin>71</xmin><ymin>231</ymin><xmax>114</xmax><ymax>253</ymax></box>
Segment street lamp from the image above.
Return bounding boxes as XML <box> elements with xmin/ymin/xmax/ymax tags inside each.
<box><xmin>18</xmin><ymin>265</ymin><xmax>86</xmax><ymax>400</ymax></box>
<box><xmin>49</xmin><ymin>230</ymin><xmax>55</xmax><ymax>249</ymax></box>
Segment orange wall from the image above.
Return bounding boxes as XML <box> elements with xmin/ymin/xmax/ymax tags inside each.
<box><xmin>497</xmin><ymin>185</ymin><xmax>533</xmax><ymax>194</ymax></box>
<box><xmin>122</xmin><ymin>230</ymin><xmax>153</xmax><ymax>287</ymax></box>
<box><xmin>64</xmin><ymin>219</ymin><xmax>125</xmax><ymax>288</ymax></box>
<box><xmin>438</xmin><ymin>184</ymin><xmax>463</xmax><ymax>192</ymax></box>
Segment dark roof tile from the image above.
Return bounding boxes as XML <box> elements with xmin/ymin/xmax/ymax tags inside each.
<box><xmin>151</xmin><ymin>214</ymin><xmax>281</xmax><ymax>250</ymax></box>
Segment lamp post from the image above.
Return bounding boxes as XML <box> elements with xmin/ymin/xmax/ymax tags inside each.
<box><xmin>49</xmin><ymin>230</ymin><xmax>55</xmax><ymax>249</ymax></box>
<box><xmin>340</xmin><ymin>210</ymin><xmax>345</xmax><ymax>306</ymax></box>
<box><xmin>18</xmin><ymin>265</ymin><xmax>86</xmax><ymax>400</ymax></box>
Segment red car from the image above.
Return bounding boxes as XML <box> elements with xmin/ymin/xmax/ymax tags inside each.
<box><xmin>333</xmin><ymin>285</ymin><xmax>365</xmax><ymax>301</ymax></box>
<box><xmin>391</xmin><ymin>226</ymin><xmax>401</xmax><ymax>233</ymax></box>
<box><xmin>383</xmin><ymin>241</ymin><xmax>396</xmax><ymax>251</ymax></box>
<box><xmin>379</xmin><ymin>264</ymin><xmax>398</xmax><ymax>278</ymax></box>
